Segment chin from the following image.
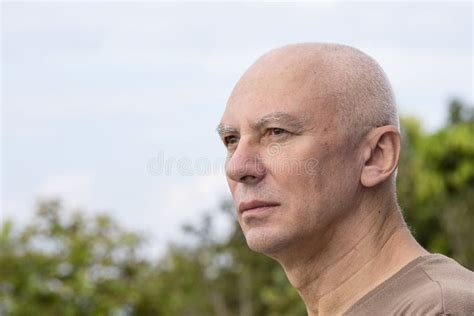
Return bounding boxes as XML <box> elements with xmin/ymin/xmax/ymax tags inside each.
<box><xmin>244</xmin><ymin>227</ymin><xmax>290</xmax><ymax>255</ymax></box>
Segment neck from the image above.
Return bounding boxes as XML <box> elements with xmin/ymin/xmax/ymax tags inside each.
<box><xmin>275</xmin><ymin>197</ymin><xmax>428</xmax><ymax>316</ymax></box>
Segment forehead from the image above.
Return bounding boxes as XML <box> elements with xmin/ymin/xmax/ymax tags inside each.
<box><xmin>221</xmin><ymin>62</ymin><xmax>339</xmax><ymax>127</ymax></box>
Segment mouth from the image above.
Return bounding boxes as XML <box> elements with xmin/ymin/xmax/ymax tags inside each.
<box><xmin>239</xmin><ymin>200</ymin><xmax>281</xmax><ymax>214</ymax></box>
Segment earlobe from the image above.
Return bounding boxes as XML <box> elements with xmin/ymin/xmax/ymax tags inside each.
<box><xmin>360</xmin><ymin>126</ymin><xmax>400</xmax><ymax>188</ymax></box>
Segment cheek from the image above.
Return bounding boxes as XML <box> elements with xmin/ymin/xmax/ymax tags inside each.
<box><xmin>276</xmin><ymin>147</ymin><xmax>348</xmax><ymax>218</ymax></box>
<box><xmin>271</xmin><ymin>159</ymin><xmax>326</xmax><ymax>219</ymax></box>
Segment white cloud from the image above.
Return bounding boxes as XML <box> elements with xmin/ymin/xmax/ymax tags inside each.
<box><xmin>2</xmin><ymin>172</ymin><xmax>97</xmax><ymax>231</ymax></box>
<box><xmin>1</xmin><ymin>193</ymin><xmax>35</xmax><ymax>225</ymax></box>
<box><xmin>36</xmin><ymin>172</ymin><xmax>96</xmax><ymax>211</ymax></box>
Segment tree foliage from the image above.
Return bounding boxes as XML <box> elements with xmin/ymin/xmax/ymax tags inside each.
<box><xmin>397</xmin><ymin>99</ymin><xmax>474</xmax><ymax>267</ymax></box>
<box><xmin>1</xmin><ymin>99</ymin><xmax>473</xmax><ymax>315</ymax></box>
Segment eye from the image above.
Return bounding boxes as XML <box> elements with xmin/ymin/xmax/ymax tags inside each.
<box><xmin>268</xmin><ymin>128</ymin><xmax>288</xmax><ymax>136</ymax></box>
<box><xmin>223</xmin><ymin>135</ymin><xmax>239</xmax><ymax>149</ymax></box>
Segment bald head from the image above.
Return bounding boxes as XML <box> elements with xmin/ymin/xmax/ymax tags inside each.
<box><xmin>221</xmin><ymin>43</ymin><xmax>403</xmax><ymax>258</ymax></box>
<box><xmin>229</xmin><ymin>43</ymin><xmax>398</xmax><ymax>142</ymax></box>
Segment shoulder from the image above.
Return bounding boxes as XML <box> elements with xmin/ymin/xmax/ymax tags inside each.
<box><xmin>419</xmin><ymin>254</ymin><xmax>474</xmax><ymax>315</ymax></box>
<box><xmin>344</xmin><ymin>254</ymin><xmax>474</xmax><ymax>316</ymax></box>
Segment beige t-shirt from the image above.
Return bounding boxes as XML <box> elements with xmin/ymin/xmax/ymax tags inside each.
<box><xmin>344</xmin><ymin>254</ymin><xmax>474</xmax><ymax>315</ymax></box>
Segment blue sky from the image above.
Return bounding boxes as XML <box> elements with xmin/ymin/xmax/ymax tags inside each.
<box><xmin>2</xmin><ymin>2</ymin><xmax>472</xmax><ymax>258</ymax></box>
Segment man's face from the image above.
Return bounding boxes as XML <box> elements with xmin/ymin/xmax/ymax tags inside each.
<box><xmin>218</xmin><ymin>57</ymin><xmax>362</xmax><ymax>257</ymax></box>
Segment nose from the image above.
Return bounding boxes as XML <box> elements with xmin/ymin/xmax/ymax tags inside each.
<box><xmin>225</xmin><ymin>138</ymin><xmax>266</xmax><ymax>185</ymax></box>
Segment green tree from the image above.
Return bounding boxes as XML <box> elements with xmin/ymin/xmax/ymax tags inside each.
<box><xmin>397</xmin><ymin>99</ymin><xmax>474</xmax><ymax>268</ymax></box>
<box><xmin>0</xmin><ymin>199</ymin><xmax>147</xmax><ymax>315</ymax></box>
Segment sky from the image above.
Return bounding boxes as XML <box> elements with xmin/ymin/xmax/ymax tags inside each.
<box><xmin>1</xmin><ymin>1</ymin><xmax>472</xmax><ymax>258</ymax></box>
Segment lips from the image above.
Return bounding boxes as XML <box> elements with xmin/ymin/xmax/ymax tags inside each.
<box><xmin>239</xmin><ymin>200</ymin><xmax>280</xmax><ymax>214</ymax></box>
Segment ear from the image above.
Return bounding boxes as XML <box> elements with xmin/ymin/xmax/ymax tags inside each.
<box><xmin>360</xmin><ymin>126</ymin><xmax>401</xmax><ymax>188</ymax></box>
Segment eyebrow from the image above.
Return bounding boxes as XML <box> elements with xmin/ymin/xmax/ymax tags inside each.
<box><xmin>215</xmin><ymin>124</ymin><xmax>238</xmax><ymax>137</ymax></box>
<box><xmin>216</xmin><ymin>111</ymin><xmax>307</xmax><ymax>137</ymax></box>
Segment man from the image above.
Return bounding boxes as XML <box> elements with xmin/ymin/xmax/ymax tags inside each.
<box><xmin>217</xmin><ymin>43</ymin><xmax>474</xmax><ymax>315</ymax></box>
